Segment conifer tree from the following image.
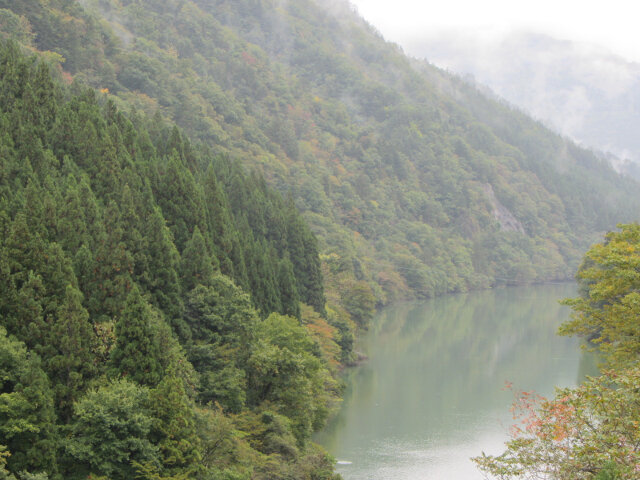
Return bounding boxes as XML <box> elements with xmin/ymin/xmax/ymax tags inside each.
<box><xmin>72</xmin><ymin>244</ymin><xmax>99</xmax><ymax>319</ymax></box>
<box><xmin>139</xmin><ymin>206</ymin><xmax>185</xmax><ymax>337</ymax></box>
<box><xmin>285</xmin><ymin>198</ymin><xmax>326</xmax><ymax>315</ymax></box>
<box><xmin>180</xmin><ymin>226</ymin><xmax>217</xmax><ymax>293</ymax></box>
<box><xmin>57</xmin><ymin>174</ymin><xmax>89</xmax><ymax>254</ymax></box>
<box><xmin>0</xmin><ymin>268</ymin><xmax>46</xmax><ymax>351</ymax></box>
<box><xmin>93</xmin><ymin>133</ymin><xmax>122</xmax><ymax>202</ymax></box>
<box><xmin>46</xmin><ymin>285</ymin><xmax>97</xmax><ymax>420</ymax></box>
<box><xmin>245</xmin><ymin>237</ymin><xmax>280</xmax><ymax>316</ymax></box>
<box><xmin>109</xmin><ymin>286</ymin><xmax>163</xmax><ymax>386</ymax></box>
<box><xmin>202</xmin><ymin>164</ymin><xmax>235</xmax><ymax>276</ymax></box>
<box><xmin>118</xmin><ymin>184</ymin><xmax>146</xmax><ymax>278</ymax></box>
<box><xmin>75</xmin><ymin>173</ymin><xmax>103</xmax><ymax>247</ymax></box>
<box><xmin>156</xmin><ymin>152</ymin><xmax>207</xmax><ymax>253</ymax></box>
<box><xmin>2</xmin><ymin>215</ymin><xmax>78</xmax><ymax>346</ymax></box>
<box><xmin>23</xmin><ymin>61</ymin><xmax>58</xmax><ymax>140</ymax></box>
<box><xmin>87</xmin><ymin>201</ymin><xmax>134</xmax><ymax>322</ymax></box>
<box><xmin>163</xmin><ymin>125</ymin><xmax>184</xmax><ymax>160</ymax></box>
<box><xmin>22</xmin><ymin>178</ymin><xmax>49</xmax><ymax>239</ymax></box>
<box><xmin>278</xmin><ymin>254</ymin><xmax>300</xmax><ymax>319</ymax></box>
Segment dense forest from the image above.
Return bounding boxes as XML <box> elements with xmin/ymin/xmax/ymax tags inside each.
<box><xmin>1</xmin><ymin>0</ymin><xmax>640</xmax><ymax>479</ymax></box>
<box><xmin>0</xmin><ymin>42</ymin><xmax>342</xmax><ymax>479</ymax></box>
<box><xmin>475</xmin><ymin>224</ymin><xmax>640</xmax><ymax>479</ymax></box>
<box><xmin>1</xmin><ymin>0</ymin><xmax>639</xmax><ymax>310</ymax></box>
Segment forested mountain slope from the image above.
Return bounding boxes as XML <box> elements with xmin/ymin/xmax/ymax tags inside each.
<box><xmin>0</xmin><ymin>42</ymin><xmax>341</xmax><ymax>480</ymax></box>
<box><xmin>1</xmin><ymin>0</ymin><xmax>638</xmax><ymax>306</ymax></box>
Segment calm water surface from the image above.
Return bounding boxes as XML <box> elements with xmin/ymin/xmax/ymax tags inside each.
<box><xmin>317</xmin><ymin>284</ymin><xmax>594</xmax><ymax>479</ymax></box>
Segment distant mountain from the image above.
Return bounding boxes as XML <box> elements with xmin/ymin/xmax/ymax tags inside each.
<box><xmin>1</xmin><ymin>0</ymin><xmax>639</xmax><ymax>306</ymax></box>
<box><xmin>404</xmin><ymin>31</ymin><xmax>640</xmax><ymax>176</ymax></box>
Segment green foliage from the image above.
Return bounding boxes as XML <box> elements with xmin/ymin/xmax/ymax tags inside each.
<box><xmin>138</xmin><ymin>207</ymin><xmax>185</xmax><ymax>335</ymax></box>
<box><xmin>184</xmin><ymin>276</ymin><xmax>258</xmax><ymax>412</ymax></box>
<box><xmin>247</xmin><ymin>314</ymin><xmax>338</xmax><ymax>444</ymax></box>
<box><xmin>277</xmin><ymin>255</ymin><xmax>300</xmax><ymax>319</ymax></box>
<box><xmin>0</xmin><ymin>328</ymin><xmax>56</xmax><ymax>475</ymax></box>
<box><xmin>46</xmin><ymin>285</ymin><xmax>97</xmax><ymax>420</ymax></box>
<box><xmin>0</xmin><ymin>446</ymin><xmax>16</xmax><ymax>480</ymax></box>
<box><xmin>195</xmin><ymin>406</ymin><xmax>255</xmax><ymax>479</ymax></box>
<box><xmin>0</xmin><ymin>9</ymin><xmax>34</xmax><ymax>45</ymax></box>
<box><xmin>180</xmin><ymin>226</ymin><xmax>217</xmax><ymax>292</ymax></box>
<box><xmin>64</xmin><ymin>379</ymin><xmax>158</xmax><ymax>480</ymax></box>
<box><xmin>560</xmin><ymin>224</ymin><xmax>640</xmax><ymax>369</ymax></box>
<box><xmin>148</xmin><ymin>370</ymin><xmax>202</xmax><ymax>476</ymax></box>
<box><xmin>341</xmin><ymin>281</ymin><xmax>377</xmax><ymax>329</ymax></box>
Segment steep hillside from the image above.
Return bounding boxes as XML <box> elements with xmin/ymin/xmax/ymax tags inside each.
<box><xmin>1</xmin><ymin>0</ymin><xmax>638</xmax><ymax>306</ymax></box>
<box><xmin>0</xmin><ymin>41</ymin><xmax>340</xmax><ymax>480</ymax></box>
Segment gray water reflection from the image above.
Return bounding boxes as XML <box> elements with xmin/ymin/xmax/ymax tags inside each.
<box><xmin>317</xmin><ymin>284</ymin><xmax>589</xmax><ymax>479</ymax></box>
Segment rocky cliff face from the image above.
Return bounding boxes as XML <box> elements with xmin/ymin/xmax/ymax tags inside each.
<box><xmin>482</xmin><ymin>183</ymin><xmax>525</xmax><ymax>233</ymax></box>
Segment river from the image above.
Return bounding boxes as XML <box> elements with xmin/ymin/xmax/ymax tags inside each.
<box><xmin>317</xmin><ymin>284</ymin><xmax>595</xmax><ymax>479</ymax></box>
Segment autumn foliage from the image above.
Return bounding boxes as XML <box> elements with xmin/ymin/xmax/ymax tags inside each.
<box><xmin>475</xmin><ymin>369</ymin><xmax>640</xmax><ymax>479</ymax></box>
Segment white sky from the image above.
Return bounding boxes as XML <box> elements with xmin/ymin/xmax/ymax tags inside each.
<box><xmin>349</xmin><ymin>0</ymin><xmax>640</xmax><ymax>63</ymax></box>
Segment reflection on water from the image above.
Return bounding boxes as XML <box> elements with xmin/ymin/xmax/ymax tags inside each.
<box><xmin>317</xmin><ymin>284</ymin><xmax>592</xmax><ymax>480</ymax></box>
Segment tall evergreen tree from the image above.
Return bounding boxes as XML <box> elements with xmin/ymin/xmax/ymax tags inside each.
<box><xmin>180</xmin><ymin>226</ymin><xmax>217</xmax><ymax>293</ymax></box>
<box><xmin>46</xmin><ymin>285</ymin><xmax>97</xmax><ymax>421</ymax></box>
<box><xmin>202</xmin><ymin>164</ymin><xmax>236</xmax><ymax>277</ymax></box>
<box><xmin>86</xmin><ymin>201</ymin><xmax>134</xmax><ymax>322</ymax></box>
<box><xmin>117</xmin><ymin>184</ymin><xmax>147</xmax><ymax>279</ymax></box>
<box><xmin>57</xmin><ymin>174</ymin><xmax>91</xmax><ymax>254</ymax></box>
<box><xmin>285</xmin><ymin>199</ymin><xmax>326</xmax><ymax>316</ymax></box>
<box><xmin>277</xmin><ymin>254</ymin><xmax>300</xmax><ymax>319</ymax></box>
<box><xmin>156</xmin><ymin>152</ymin><xmax>207</xmax><ymax>253</ymax></box>
<box><xmin>109</xmin><ymin>286</ymin><xmax>163</xmax><ymax>387</ymax></box>
<box><xmin>138</xmin><ymin>207</ymin><xmax>184</xmax><ymax>336</ymax></box>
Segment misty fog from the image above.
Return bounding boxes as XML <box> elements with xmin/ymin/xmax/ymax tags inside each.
<box><xmin>403</xmin><ymin>31</ymin><xmax>640</xmax><ymax>176</ymax></box>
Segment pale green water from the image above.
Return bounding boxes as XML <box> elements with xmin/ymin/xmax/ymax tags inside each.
<box><xmin>317</xmin><ymin>284</ymin><xmax>592</xmax><ymax>479</ymax></box>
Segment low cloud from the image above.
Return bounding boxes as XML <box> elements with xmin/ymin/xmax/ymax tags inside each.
<box><xmin>403</xmin><ymin>30</ymin><xmax>640</xmax><ymax>166</ymax></box>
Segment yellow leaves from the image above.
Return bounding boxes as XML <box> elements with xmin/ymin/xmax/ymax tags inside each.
<box><xmin>39</xmin><ymin>50</ymin><xmax>66</xmax><ymax>68</ymax></box>
<box><xmin>301</xmin><ymin>304</ymin><xmax>340</xmax><ymax>369</ymax></box>
<box><xmin>166</xmin><ymin>46</ymin><xmax>178</xmax><ymax>59</ymax></box>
